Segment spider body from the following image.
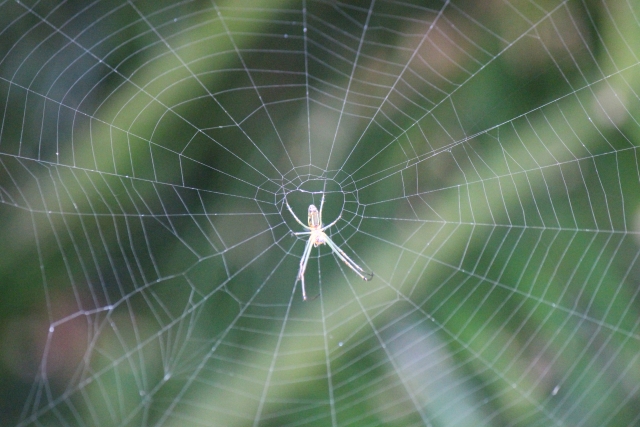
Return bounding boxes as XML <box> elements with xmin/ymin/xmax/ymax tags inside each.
<box><xmin>286</xmin><ymin>194</ymin><xmax>373</xmax><ymax>300</ymax></box>
<box><xmin>307</xmin><ymin>205</ymin><xmax>326</xmax><ymax>246</ymax></box>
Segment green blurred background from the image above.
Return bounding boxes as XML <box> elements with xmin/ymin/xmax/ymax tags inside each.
<box><xmin>1</xmin><ymin>0</ymin><xmax>640</xmax><ymax>426</ymax></box>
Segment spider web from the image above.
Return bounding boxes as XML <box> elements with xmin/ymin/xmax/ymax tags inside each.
<box><xmin>1</xmin><ymin>0</ymin><xmax>640</xmax><ymax>426</ymax></box>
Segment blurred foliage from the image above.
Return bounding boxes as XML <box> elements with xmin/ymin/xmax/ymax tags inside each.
<box><xmin>1</xmin><ymin>0</ymin><xmax>640</xmax><ymax>426</ymax></box>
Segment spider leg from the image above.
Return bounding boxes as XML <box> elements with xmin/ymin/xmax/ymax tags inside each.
<box><xmin>296</xmin><ymin>238</ymin><xmax>314</xmax><ymax>300</ymax></box>
<box><xmin>318</xmin><ymin>193</ymin><xmax>325</xmax><ymax>224</ymax></box>
<box><xmin>324</xmin><ymin>235</ymin><xmax>374</xmax><ymax>281</ymax></box>
<box><xmin>321</xmin><ymin>212</ymin><xmax>341</xmax><ymax>231</ymax></box>
<box><xmin>285</xmin><ymin>197</ymin><xmax>311</xmax><ymax>230</ymax></box>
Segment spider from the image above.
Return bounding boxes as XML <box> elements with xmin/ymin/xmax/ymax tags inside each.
<box><xmin>285</xmin><ymin>193</ymin><xmax>373</xmax><ymax>300</ymax></box>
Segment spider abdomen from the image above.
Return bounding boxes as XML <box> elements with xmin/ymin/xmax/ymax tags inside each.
<box><xmin>307</xmin><ymin>204</ymin><xmax>321</xmax><ymax>228</ymax></box>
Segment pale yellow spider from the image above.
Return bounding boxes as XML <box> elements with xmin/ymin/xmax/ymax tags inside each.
<box><xmin>286</xmin><ymin>194</ymin><xmax>373</xmax><ymax>300</ymax></box>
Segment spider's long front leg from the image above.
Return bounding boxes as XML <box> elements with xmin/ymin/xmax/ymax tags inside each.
<box><xmin>296</xmin><ymin>238</ymin><xmax>314</xmax><ymax>300</ymax></box>
<box><xmin>324</xmin><ymin>235</ymin><xmax>374</xmax><ymax>281</ymax></box>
